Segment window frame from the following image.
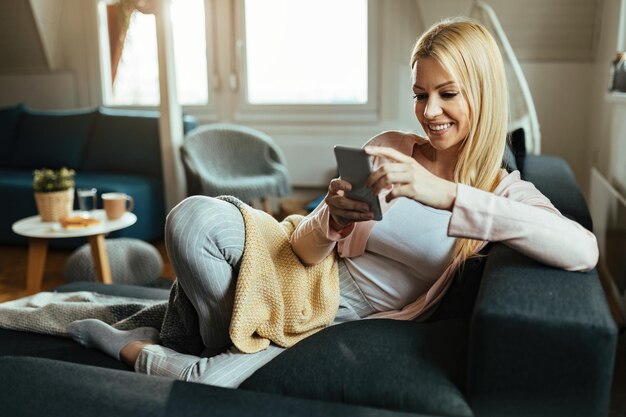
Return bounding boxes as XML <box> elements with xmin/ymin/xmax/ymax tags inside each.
<box><xmin>231</xmin><ymin>0</ymin><xmax>380</xmax><ymax>125</ymax></box>
<box><xmin>95</xmin><ymin>0</ymin><xmax>218</xmax><ymax>119</ymax></box>
<box><xmin>95</xmin><ymin>0</ymin><xmax>380</xmax><ymax>125</ymax></box>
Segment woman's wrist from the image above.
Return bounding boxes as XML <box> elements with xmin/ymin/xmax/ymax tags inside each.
<box><xmin>329</xmin><ymin>215</ymin><xmax>349</xmax><ymax>232</ymax></box>
<box><xmin>328</xmin><ymin>215</ymin><xmax>356</xmax><ymax>238</ymax></box>
<box><xmin>443</xmin><ymin>181</ymin><xmax>458</xmax><ymax>211</ymax></box>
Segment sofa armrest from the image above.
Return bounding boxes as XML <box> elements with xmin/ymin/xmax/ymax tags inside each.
<box><xmin>521</xmin><ymin>155</ymin><xmax>593</xmax><ymax>231</ymax></box>
<box><xmin>0</xmin><ymin>356</ymin><xmax>419</xmax><ymax>417</ymax></box>
<box><xmin>467</xmin><ymin>244</ymin><xmax>617</xmax><ymax>417</ymax></box>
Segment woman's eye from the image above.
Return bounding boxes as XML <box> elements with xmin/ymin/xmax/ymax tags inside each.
<box><xmin>413</xmin><ymin>93</ymin><xmax>427</xmax><ymax>101</ymax></box>
<box><xmin>442</xmin><ymin>92</ymin><xmax>459</xmax><ymax>99</ymax></box>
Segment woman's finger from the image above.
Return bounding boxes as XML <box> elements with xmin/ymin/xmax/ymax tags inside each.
<box><xmin>325</xmin><ymin>194</ymin><xmax>371</xmax><ymax>212</ymax></box>
<box><xmin>366</xmin><ymin>163</ymin><xmax>412</xmax><ymax>189</ymax></box>
<box><xmin>364</xmin><ymin>146</ymin><xmax>414</xmax><ymax>163</ymax></box>
<box><xmin>328</xmin><ymin>178</ymin><xmax>352</xmax><ymax>194</ymax></box>
<box><xmin>331</xmin><ymin>207</ymin><xmax>375</xmax><ymax>222</ymax></box>
<box><xmin>369</xmin><ymin>171</ymin><xmax>414</xmax><ymax>195</ymax></box>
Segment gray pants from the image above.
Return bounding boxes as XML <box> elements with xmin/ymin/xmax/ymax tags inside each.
<box><xmin>135</xmin><ymin>196</ymin><xmax>375</xmax><ymax>388</ymax></box>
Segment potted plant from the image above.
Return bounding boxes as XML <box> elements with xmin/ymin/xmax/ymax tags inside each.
<box><xmin>33</xmin><ymin>167</ymin><xmax>76</xmax><ymax>222</ymax></box>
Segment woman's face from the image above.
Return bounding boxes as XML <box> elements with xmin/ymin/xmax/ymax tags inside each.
<box><xmin>412</xmin><ymin>57</ymin><xmax>470</xmax><ymax>154</ymax></box>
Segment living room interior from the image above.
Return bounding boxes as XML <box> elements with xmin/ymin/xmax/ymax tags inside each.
<box><xmin>1</xmin><ymin>0</ymin><xmax>626</xmax><ymax>416</ymax></box>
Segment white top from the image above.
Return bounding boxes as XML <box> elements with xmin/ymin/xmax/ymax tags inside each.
<box><xmin>12</xmin><ymin>210</ymin><xmax>136</xmax><ymax>239</ymax></box>
<box><xmin>344</xmin><ymin>198</ymin><xmax>456</xmax><ymax>311</ymax></box>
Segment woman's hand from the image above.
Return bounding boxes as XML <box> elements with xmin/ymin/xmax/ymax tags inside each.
<box><xmin>324</xmin><ymin>178</ymin><xmax>375</xmax><ymax>231</ymax></box>
<box><xmin>364</xmin><ymin>146</ymin><xmax>457</xmax><ymax>210</ymax></box>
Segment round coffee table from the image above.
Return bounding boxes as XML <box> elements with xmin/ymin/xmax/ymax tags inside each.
<box><xmin>12</xmin><ymin>210</ymin><xmax>137</xmax><ymax>294</ymax></box>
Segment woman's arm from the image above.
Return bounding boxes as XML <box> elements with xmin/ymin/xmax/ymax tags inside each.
<box><xmin>448</xmin><ymin>176</ymin><xmax>598</xmax><ymax>271</ymax></box>
<box><xmin>289</xmin><ymin>195</ymin><xmax>361</xmax><ymax>266</ymax></box>
<box><xmin>363</xmin><ymin>146</ymin><xmax>598</xmax><ymax>272</ymax></box>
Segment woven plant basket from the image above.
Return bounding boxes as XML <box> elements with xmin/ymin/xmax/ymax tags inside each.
<box><xmin>34</xmin><ymin>188</ymin><xmax>74</xmax><ymax>222</ymax></box>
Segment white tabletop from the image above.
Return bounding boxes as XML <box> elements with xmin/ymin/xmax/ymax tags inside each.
<box><xmin>12</xmin><ymin>210</ymin><xmax>137</xmax><ymax>239</ymax></box>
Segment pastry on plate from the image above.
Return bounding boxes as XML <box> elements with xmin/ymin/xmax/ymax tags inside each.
<box><xmin>59</xmin><ymin>216</ymin><xmax>101</xmax><ymax>230</ymax></box>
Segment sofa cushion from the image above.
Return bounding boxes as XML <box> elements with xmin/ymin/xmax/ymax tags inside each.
<box><xmin>503</xmin><ymin>144</ymin><xmax>517</xmax><ymax>173</ymax></box>
<box><xmin>82</xmin><ymin>108</ymin><xmax>162</xmax><ymax>179</ymax></box>
<box><xmin>11</xmin><ymin>107</ymin><xmax>96</xmax><ymax>170</ymax></box>
<box><xmin>509</xmin><ymin>127</ymin><xmax>526</xmax><ymax>175</ymax></box>
<box><xmin>0</xmin><ymin>356</ymin><xmax>429</xmax><ymax>417</ymax></box>
<box><xmin>0</xmin><ymin>103</ymin><xmax>23</xmax><ymax>168</ymax></box>
<box><xmin>241</xmin><ymin>318</ymin><xmax>473</xmax><ymax>417</ymax></box>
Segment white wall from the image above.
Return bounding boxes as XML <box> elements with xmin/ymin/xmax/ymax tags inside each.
<box><xmin>521</xmin><ymin>62</ymin><xmax>593</xmax><ymax>189</ymax></box>
<box><xmin>0</xmin><ymin>72</ymin><xmax>78</xmax><ymax>108</ymax></box>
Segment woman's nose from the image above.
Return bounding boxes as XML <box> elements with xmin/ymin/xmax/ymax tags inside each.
<box><xmin>424</xmin><ymin>97</ymin><xmax>443</xmax><ymax>118</ymax></box>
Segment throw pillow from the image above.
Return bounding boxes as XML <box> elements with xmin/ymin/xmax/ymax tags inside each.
<box><xmin>241</xmin><ymin>318</ymin><xmax>474</xmax><ymax>417</ymax></box>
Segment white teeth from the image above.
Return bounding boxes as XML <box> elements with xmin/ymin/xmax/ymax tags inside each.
<box><xmin>429</xmin><ymin>123</ymin><xmax>452</xmax><ymax>131</ymax></box>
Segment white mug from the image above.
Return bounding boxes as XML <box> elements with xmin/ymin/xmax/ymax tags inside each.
<box><xmin>102</xmin><ymin>193</ymin><xmax>134</xmax><ymax>220</ymax></box>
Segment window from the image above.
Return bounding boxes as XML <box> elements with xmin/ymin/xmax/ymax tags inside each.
<box><xmin>243</xmin><ymin>0</ymin><xmax>368</xmax><ymax>105</ymax></box>
<box><xmin>97</xmin><ymin>0</ymin><xmax>377</xmax><ymax>123</ymax></box>
<box><xmin>98</xmin><ymin>0</ymin><xmax>208</xmax><ymax>106</ymax></box>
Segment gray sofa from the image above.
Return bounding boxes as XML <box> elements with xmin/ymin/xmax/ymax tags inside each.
<box><xmin>0</xmin><ymin>153</ymin><xmax>617</xmax><ymax>417</ymax></box>
<box><xmin>0</xmin><ymin>104</ymin><xmax>195</xmax><ymax>248</ymax></box>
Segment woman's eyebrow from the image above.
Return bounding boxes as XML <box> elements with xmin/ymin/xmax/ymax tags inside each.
<box><xmin>413</xmin><ymin>81</ymin><xmax>456</xmax><ymax>90</ymax></box>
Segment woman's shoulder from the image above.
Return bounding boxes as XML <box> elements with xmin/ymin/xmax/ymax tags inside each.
<box><xmin>364</xmin><ymin>130</ymin><xmax>428</xmax><ymax>151</ymax></box>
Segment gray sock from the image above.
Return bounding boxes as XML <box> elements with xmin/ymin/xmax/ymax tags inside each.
<box><xmin>66</xmin><ymin>319</ymin><xmax>159</xmax><ymax>360</ymax></box>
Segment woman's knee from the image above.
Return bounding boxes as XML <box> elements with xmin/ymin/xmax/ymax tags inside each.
<box><xmin>165</xmin><ymin>196</ymin><xmax>244</xmax><ymax>256</ymax></box>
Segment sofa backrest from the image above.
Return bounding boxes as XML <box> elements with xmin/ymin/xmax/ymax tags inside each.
<box><xmin>81</xmin><ymin>108</ymin><xmax>163</xmax><ymax>179</ymax></box>
<box><xmin>0</xmin><ymin>103</ymin><xmax>25</xmax><ymax>168</ymax></box>
<box><xmin>5</xmin><ymin>106</ymin><xmax>96</xmax><ymax>171</ymax></box>
<box><xmin>0</xmin><ymin>104</ymin><xmax>196</xmax><ymax>179</ymax></box>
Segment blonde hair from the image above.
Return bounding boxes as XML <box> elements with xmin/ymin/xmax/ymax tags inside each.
<box><xmin>411</xmin><ymin>18</ymin><xmax>509</xmax><ymax>262</ymax></box>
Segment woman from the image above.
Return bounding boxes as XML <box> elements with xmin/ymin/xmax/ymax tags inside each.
<box><xmin>67</xmin><ymin>18</ymin><xmax>598</xmax><ymax>387</ymax></box>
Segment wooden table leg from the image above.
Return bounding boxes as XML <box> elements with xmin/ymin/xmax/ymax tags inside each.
<box><xmin>26</xmin><ymin>238</ymin><xmax>48</xmax><ymax>294</ymax></box>
<box><xmin>88</xmin><ymin>234</ymin><xmax>112</xmax><ymax>284</ymax></box>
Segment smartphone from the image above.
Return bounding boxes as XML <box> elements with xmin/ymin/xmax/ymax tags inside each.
<box><xmin>333</xmin><ymin>145</ymin><xmax>383</xmax><ymax>221</ymax></box>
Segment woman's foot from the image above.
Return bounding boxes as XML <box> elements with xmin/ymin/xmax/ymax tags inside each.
<box><xmin>66</xmin><ymin>319</ymin><xmax>159</xmax><ymax>362</ymax></box>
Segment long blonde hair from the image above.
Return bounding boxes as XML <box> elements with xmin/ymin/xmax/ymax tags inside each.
<box><xmin>411</xmin><ymin>18</ymin><xmax>509</xmax><ymax>262</ymax></box>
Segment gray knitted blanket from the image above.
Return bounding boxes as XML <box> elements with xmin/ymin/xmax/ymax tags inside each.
<box><xmin>0</xmin><ymin>281</ymin><xmax>205</xmax><ymax>355</ymax></box>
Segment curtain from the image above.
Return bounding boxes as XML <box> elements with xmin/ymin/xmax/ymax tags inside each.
<box><xmin>107</xmin><ymin>0</ymin><xmax>158</xmax><ymax>83</ymax></box>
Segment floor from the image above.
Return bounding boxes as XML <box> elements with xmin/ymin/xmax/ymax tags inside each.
<box><xmin>0</xmin><ymin>240</ymin><xmax>175</xmax><ymax>303</ymax></box>
<box><xmin>0</xmin><ymin>238</ymin><xmax>624</xmax><ymax>414</ymax></box>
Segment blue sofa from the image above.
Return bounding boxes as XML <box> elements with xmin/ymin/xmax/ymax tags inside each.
<box><xmin>0</xmin><ymin>152</ymin><xmax>617</xmax><ymax>417</ymax></box>
<box><xmin>0</xmin><ymin>104</ymin><xmax>196</xmax><ymax>248</ymax></box>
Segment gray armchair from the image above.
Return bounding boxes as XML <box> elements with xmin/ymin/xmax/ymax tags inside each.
<box><xmin>181</xmin><ymin>123</ymin><xmax>291</xmax><ymax>212</ymax></box>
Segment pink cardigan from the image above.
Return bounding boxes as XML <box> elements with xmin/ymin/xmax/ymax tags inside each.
<box><xmin>289</xmin><ymin>131</ymin><xmax>599</xmax><ymax>321</ymax></box>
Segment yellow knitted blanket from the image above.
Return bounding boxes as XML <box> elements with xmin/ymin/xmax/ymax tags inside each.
<box><xmin>223</xmin><ymin>197</ymin><xmax>339</xmax><ymax>354</ymax></box>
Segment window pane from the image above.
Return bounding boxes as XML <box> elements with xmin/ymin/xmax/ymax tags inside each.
<box><xmin>111</xmin><ymin>11</ymin><xmax>159</xmax><ymax>105</ymax></box>
<box><xmin>171</xmin><ymin>0</ymin><xmax>209</xmax><ymax>105</ymax></box>
<box><xmin>244</xmin><ymin>0</ymin><xmax>368</xmax><ymax>105</ymax></box>
<box><xmin>104</xmin><ymin>0</ymin><xmax>208</xmax><ymax>106</ymax></box>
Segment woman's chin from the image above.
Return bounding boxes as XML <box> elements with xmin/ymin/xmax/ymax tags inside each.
<box><xmin>427</xmin><ymin>136</ymin><xmax>463</xmax><ymax>153</ymax></box>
